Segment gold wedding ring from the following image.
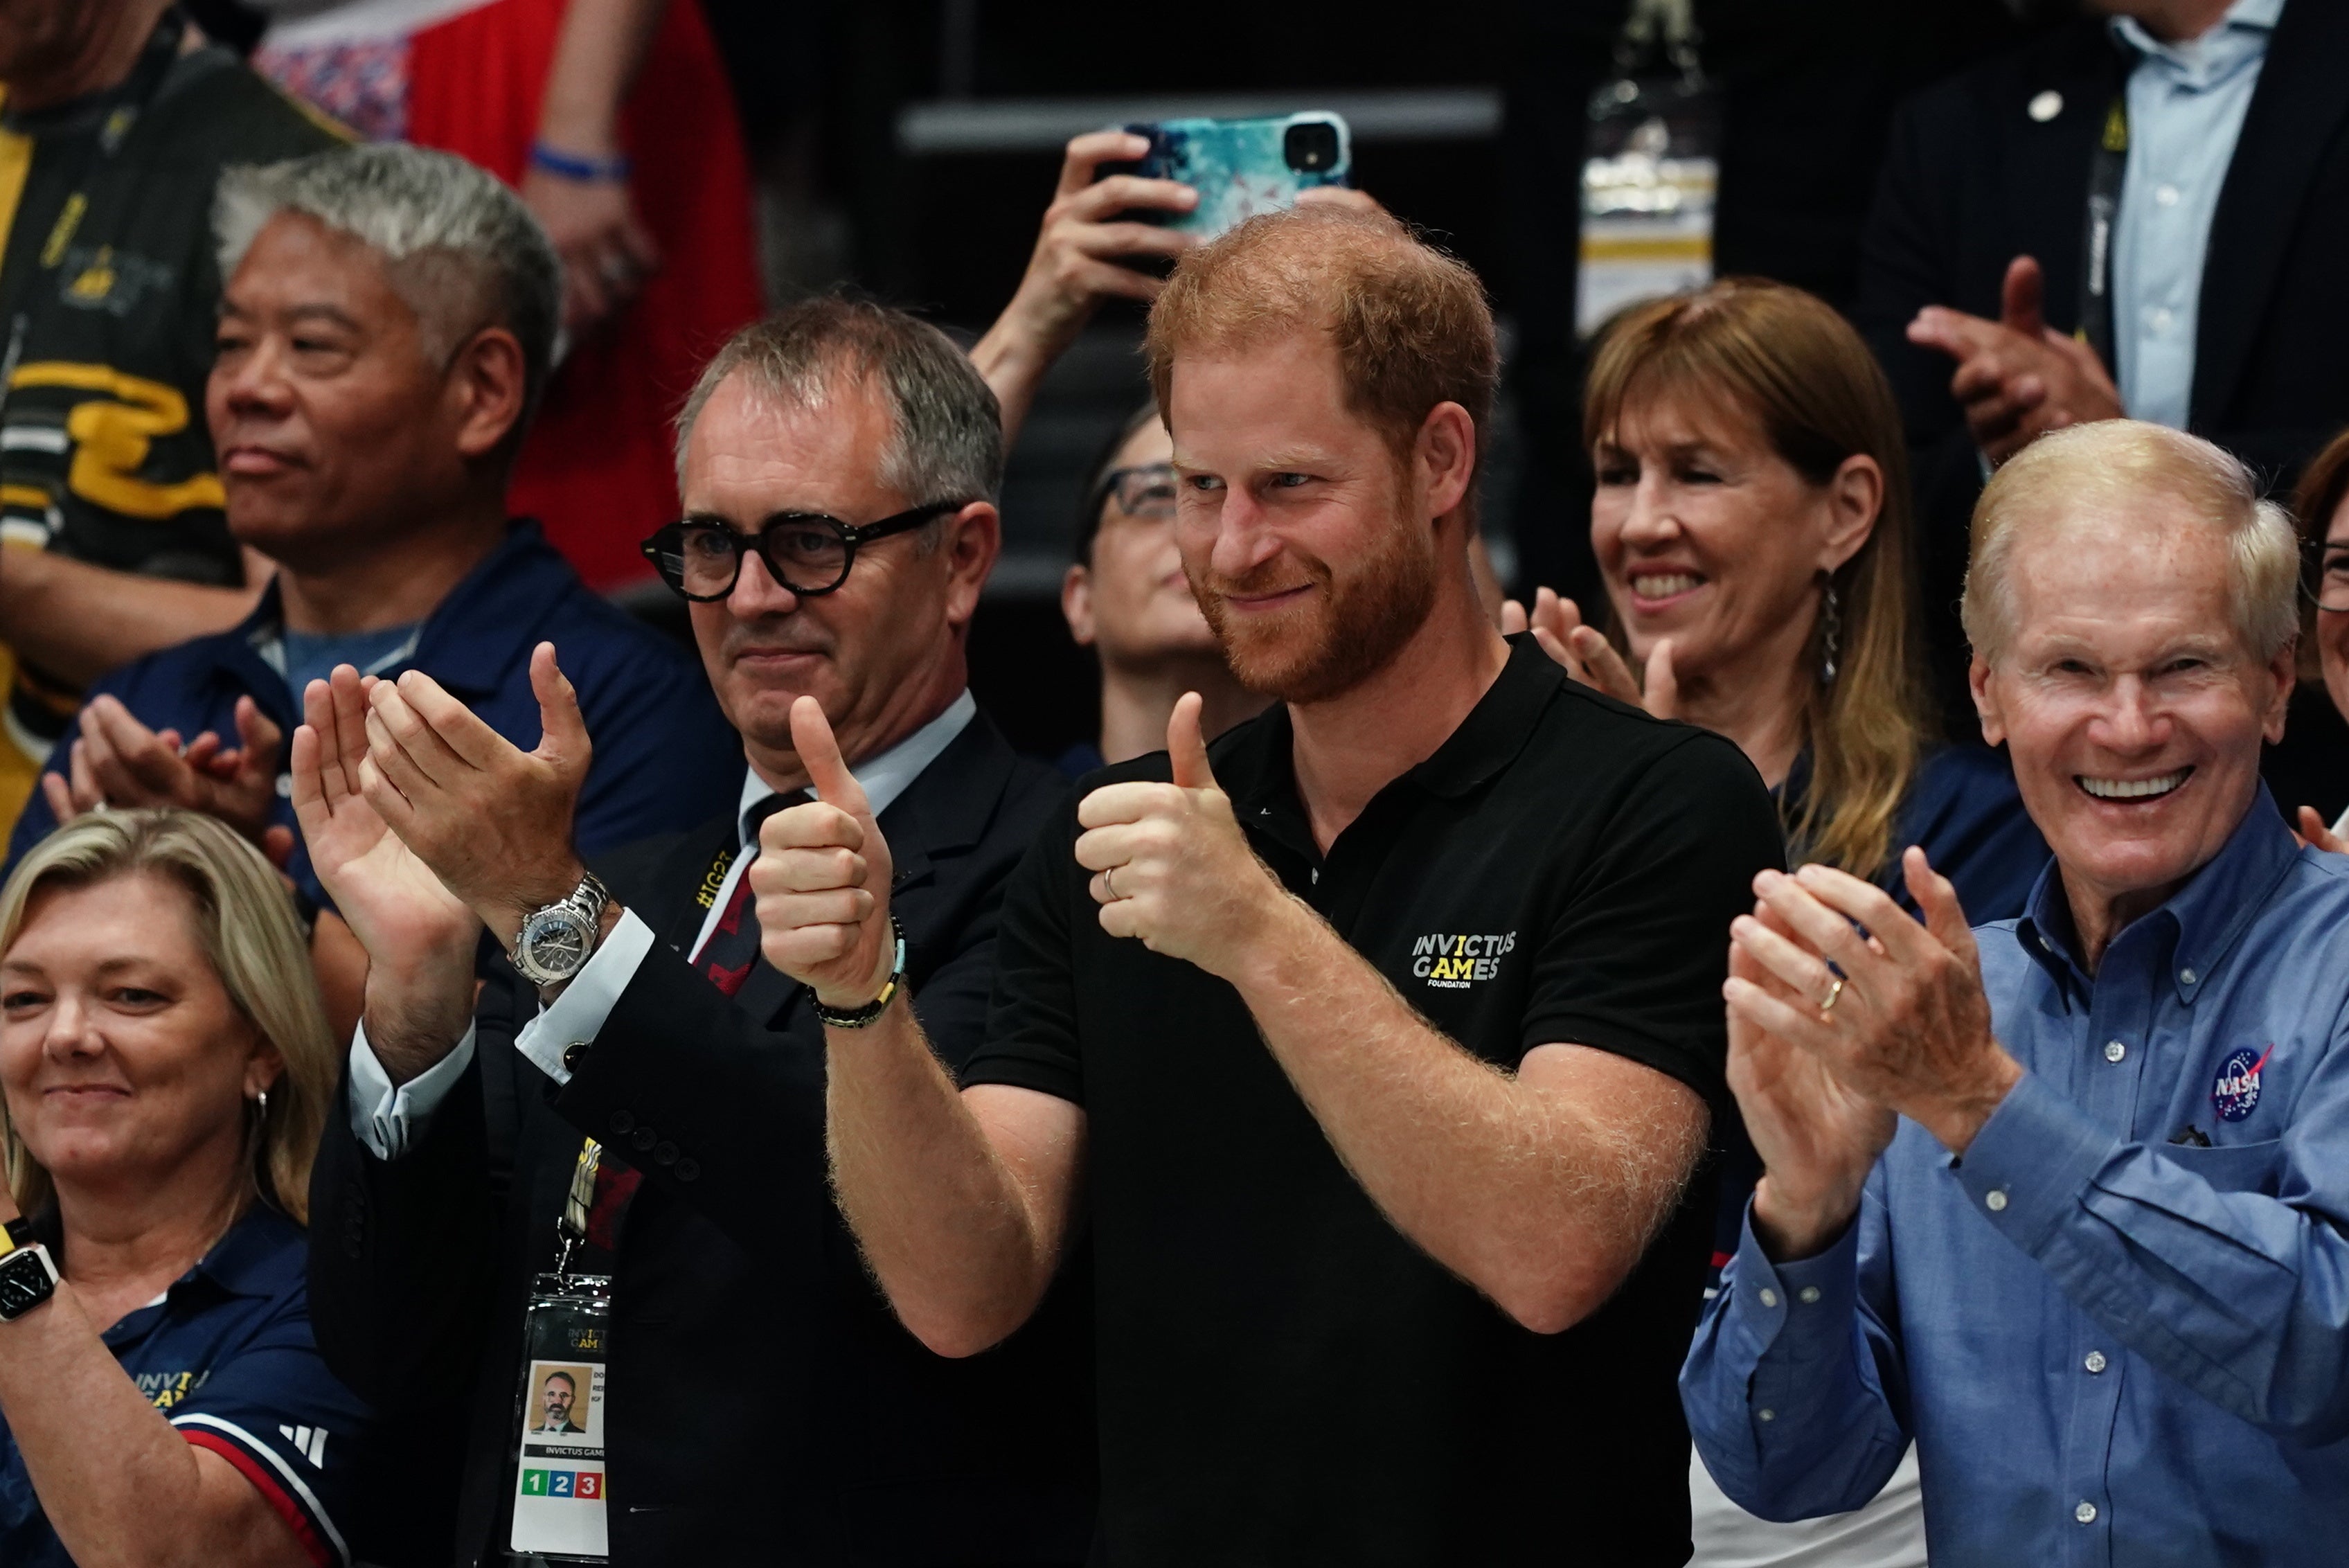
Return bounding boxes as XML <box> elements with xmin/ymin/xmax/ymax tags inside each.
<box><xmin>1819</xmin><ymin>976</ymin><xmax>1846</xmax><ymax>1017</ymax></box>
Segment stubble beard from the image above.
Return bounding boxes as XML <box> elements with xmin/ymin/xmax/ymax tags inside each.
<box><xmin>1190</xmin><ymin>505</ymin><xmax>1440</xmax><ymax>706</ymax></box>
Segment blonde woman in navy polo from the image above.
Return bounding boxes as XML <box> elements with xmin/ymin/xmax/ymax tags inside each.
<box><xmin>0</xmin><ymin>811</ymin><xmax>376</xmax><ymax>1567</ymax></box>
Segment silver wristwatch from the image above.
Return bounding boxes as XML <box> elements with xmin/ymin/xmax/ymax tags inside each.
<box><xmin>511</xmin><ymin>872</ymin><xmax>611</xmax><ymax>987</ymax></box>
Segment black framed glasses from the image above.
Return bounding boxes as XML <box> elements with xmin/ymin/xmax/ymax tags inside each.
<box><xmin>640</xmin><ymin>500</ymin><xmax>970</xmax><ymax>601</ymax></box>
<box><xmin>1090</xmin><ymin>462</ymin><xmax>1179</xmax><ymax>524</ymax></box>
<box><xmin>2303</xmin><ymin>537</ymin><xmax>2349</xmax><ymax>614</ymax></box>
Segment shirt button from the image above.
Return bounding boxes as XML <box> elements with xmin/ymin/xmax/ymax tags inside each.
<box><xmin>2085</xmin><ymin>1351</ymin><xmax>2109</xmax><ymax>1374</ymax></box>
<box><xmin>2181</xmin><ymin>968</ymin><xmax>2198</xmax><ymax>985</ymax></box>
<box><xmin>1758</xmin><ymin>1288</ymin><xmax>1779</xmax><ymax>1308</ymax></box>
<box><xmin>2147</xmin><ymin>306</ymin><xmax>2174</xmax><ymax>333</ymax></box>
<box><xmin>2155</xmin><ymin>182</ymin><xmax>2180</xmax><ymax>206</ymax></box>
<box><xmin>1757</xmin><ymin>1408</ymin><xmax>1776</xmax><ymax>1423</ymax></box>
<box><xmin>1985</xmin><ymin>1189</ymin><xmax>2010</xmax><ymax>1213</ymax></box>
<box><xmin>2104</xmin><ymin>1040</ymin><xmax>2127</xmax><ymax>1064</ymax></box>
<box><xmin>1798</xmin><ymin>1286</ymin><xmax>1821</xmax><ymax>1304</ymax></box>
<box><xmin>2075</xmin><ymin>1501</ymin><xmax>2098</xmax><ymax>1524</ymax></box>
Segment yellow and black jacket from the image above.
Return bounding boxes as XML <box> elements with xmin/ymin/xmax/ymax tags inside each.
<box><xmin>0</xmin><ymin>10</ymin><xmax>341</xmax><ymax>823</ymax></box>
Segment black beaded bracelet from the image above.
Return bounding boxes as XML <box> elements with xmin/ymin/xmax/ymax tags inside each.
<box><xmin>809</xmin><ymin>916</ymin><xmax>907</xmax><ymax>1030</ymax></box>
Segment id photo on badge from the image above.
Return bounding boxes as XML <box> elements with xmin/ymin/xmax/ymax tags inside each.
<box><xmin>526</xmin><ymin>1361</ymin><xmax>600</xmax><ymax>1445</ymax></box>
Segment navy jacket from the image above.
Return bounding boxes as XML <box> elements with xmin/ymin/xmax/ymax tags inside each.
<box><xmin>6</xmin><ymin>522</ymin><xmax>742</xmax><ymax>903</ymax></box>
<box><xmin>1855</xmin><ymin>1</ymin><xmax>2349</xmax><ymax>712</ymax></box>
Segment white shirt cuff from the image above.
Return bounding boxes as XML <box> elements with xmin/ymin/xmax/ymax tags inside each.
<box><xmin>512</xmin><ymin>909</ymin><xmax>657</xmax><ymax>1088</ymax></box>
<box><xmin>347</xmin><ymin>1020</ymin><xmax>478</xmax><ymax>1161</ymax></box>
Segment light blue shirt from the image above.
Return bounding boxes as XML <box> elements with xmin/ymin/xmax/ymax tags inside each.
<box><xmin>2107</xmin><ymin>0</ymin><xmax>2280</xmax><ymax>431</ymax></box>
<box><xmin>346</xmin><ymin>690</ymin><xmax>977</xmax><ymax>1159</ymax></box>
<box><xmin>1683</xmin><ymin>788</ymin><xmax>2349</xmax><ymax>1565</ymax></box>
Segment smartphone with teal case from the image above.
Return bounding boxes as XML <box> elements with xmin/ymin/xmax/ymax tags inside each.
<box><xmin>1109</xmin><ymin>112</ymin><xmax>1352</xmax><ymax>238</ymax></box>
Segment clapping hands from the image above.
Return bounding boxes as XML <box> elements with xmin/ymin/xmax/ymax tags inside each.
<box><xmin>1501</xmin><ymin>587</ymin><xmax>1679</xmax><ymax>719</ymax></box>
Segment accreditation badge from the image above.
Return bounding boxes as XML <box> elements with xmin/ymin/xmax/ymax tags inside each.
<box><xmin>507</xmin><ymin>1272</ymin><xmax>611</xmax><ymax>1562</ymax></box>
<box><xmin>1576</xmin><ymin>0</ymin><xmax>1720</xmax><ymax>337</ymax></box>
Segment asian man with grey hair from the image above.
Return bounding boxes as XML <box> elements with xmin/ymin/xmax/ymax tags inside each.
<box><xmin>1684</xmin><ymin>420</ymin><xmax>2349</xmax><ymax>1562</ymax></box>
<box><xmin>4</xmin><ymin>142</ymin><xmax>739</xmax><ymax>1031</ymax></box>
<box><xmin>294</xmin><ymin>295</ymin><xmax>1096</xmax><ymax>1565</ymax></box>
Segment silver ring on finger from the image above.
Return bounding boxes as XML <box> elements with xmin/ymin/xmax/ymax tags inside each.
<box><xmin>1818</xmin><ymin>974</ymin><xmax>1846</xmax><ymax>1019</ymax></box>
<box><xmin>1102</xmin><ymin>864</ymin><xmax>1119</xmax><ymax>901</ymax></box>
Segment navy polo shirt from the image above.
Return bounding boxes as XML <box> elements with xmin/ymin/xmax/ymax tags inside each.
<box><xmin>6</xmin><ymin>522</ymin><xmax>742</xmax><ymax>906</ymax></box>
<box><xmin>0</xmin><ymin>1206</ymin><xmax>372</xmax><ymax>1567</ymax></box>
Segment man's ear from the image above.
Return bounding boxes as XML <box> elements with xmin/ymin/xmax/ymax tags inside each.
<box><xmin>1062</xmin><ymin>562</ymin><xmax>1097</xmax><ymax>647</ymax></box>
<box><xmin>2262</xmin><ymin>635</ymin><xmax>2298</xmax><ymax>745</ymax></box>
<box><xmin>449</xmin><ymin>326</ymin><xmax>529</xmax><ymax>461</ymax></box>
<box><xmin>1416</xmin><ymin>401</ymin><xmax>1478</xmax><ymax>524</ymax></box>
<box><xmin>940</xmin><ymin>501</ymin><xmax>1002</xmax><ymax>633</ymax></box>
<box><xmin>1969</xmin><ymin>652</ymin><xmax>2004</xmax><ymax>748</ymax></box>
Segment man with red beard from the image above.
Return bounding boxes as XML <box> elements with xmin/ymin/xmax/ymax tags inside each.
<box><xmin>753</xmin><ymin>206</ymin><xmax>1785</xmax><ymax>1565</ymax></box>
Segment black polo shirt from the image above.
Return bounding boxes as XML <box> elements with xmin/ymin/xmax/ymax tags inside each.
<box><xmin>964</xmin><ymin>636</ymin><xmax>1784</xmax><ymax>1566</ymax></box>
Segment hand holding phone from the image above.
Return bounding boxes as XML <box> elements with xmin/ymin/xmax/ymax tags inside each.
<box><xmin>970</xmin><ymin>131</ymin><xmax>1201</xmax><ymax>447</ymax></box>
<box><xmin>1104</xmin><ymin>113</ymin><xmax>1355</xmax><ymax>240</ymax></box>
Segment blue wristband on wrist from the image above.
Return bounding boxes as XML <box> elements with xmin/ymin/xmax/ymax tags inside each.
<box><xmin>529</xmin><ymin>141</ymin><xmax>632</xmax><ymax>183</ymax></box>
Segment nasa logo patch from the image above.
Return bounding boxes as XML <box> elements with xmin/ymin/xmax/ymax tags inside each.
<box><xmin>2210</xmin><ymin>1046</ymin><xmax>2271</xmax><ymax>1123</ymax></box>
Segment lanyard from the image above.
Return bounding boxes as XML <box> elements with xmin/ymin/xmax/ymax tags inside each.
<box><xmin>2078</xmin><ymin>94</ymin><xmax>2128</xmax><ymax>371</ymax></box>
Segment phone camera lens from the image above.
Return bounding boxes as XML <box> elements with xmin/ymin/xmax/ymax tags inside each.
<box><xmin>1284</xmin><ymin>122</ymin><xmax>1339</xmax><ymax>173</ymax></box>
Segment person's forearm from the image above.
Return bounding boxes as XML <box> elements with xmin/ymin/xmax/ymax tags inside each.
<box><xmin>968</xmin><ymin>314</ymin><xmax>1058</xmax><ymax>454</ymax></box>
<box><xmin>361</xmin><ymin>936</ymin><xmax>484</xmax><ymax>1085</ymax></box>
<box><xmin>0</xmin><ymin>547</ymin><xmax>264</xmax><ymax>687</ymax></box>
<box><xmin>1963</xmin><ymin>1073</ymin><xmax>2349</xmax><ymax>1438</ymax></box>
<box><xmin>537</xmin><ymin>0</ymin><xmax>667</xmax><ymax>152</ymax></box>
<box><xmin>1233</xmin><ymin>898</ymin><xmax>1704</xmax><ymax>1333</ymax></box>
<box><xmin>825</xmin><ymin>1001</ymin><xmax>1063</xmax><ymax>1356</ymax></box>
<box><xmin>0</xmin><ymin>1283</ymin><xmax>283</xmax><ymax>1567</ymax></box>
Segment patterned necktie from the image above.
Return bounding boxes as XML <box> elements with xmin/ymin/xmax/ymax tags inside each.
<box><xmin>694</xmin><ymin>792</ymin><xmax>798</xmax><ymax>997</ymax></box>
<box><xmin>581</xmin><ymin>792</ymin><xmax>801</xmax><ymax>1250</ymax></box>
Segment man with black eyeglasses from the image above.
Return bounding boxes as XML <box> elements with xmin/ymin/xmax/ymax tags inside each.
<box><xmin>301</xmin><ymin>297</ymin><xmax>1097</xmax><ymax>1567</ymax></box>
<box><xmin>1054</xmin><ymin>404</ymin><xmax>1269</xmax><ymax>777</ymax></box>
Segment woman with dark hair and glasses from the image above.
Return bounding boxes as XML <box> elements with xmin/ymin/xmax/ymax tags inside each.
<box><xmin>2288</xmin><ymin>429</ymin><xmax>2349</xmax><ymax>852</ymax></box>
<box><xmin>1052</xmin><ymin>405</ymin><xmax>1267</xmax><ymax>777</ymax></box>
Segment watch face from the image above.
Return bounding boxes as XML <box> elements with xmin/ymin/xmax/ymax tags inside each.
<box><xmin>519</xmin><ymin>907</ymin><xmax>593</xmax><ymax>981</ymax></box>
<box><xmin>0</xmin><ymin>1249</ymin><xmax>53</xmax><ymax>1317</ymax></box>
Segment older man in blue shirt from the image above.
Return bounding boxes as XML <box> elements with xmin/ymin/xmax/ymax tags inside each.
<box><xmin>1683</xmin><ymin>418</ymin><xmax>2349</xmax><ymax>1564</ymax></box>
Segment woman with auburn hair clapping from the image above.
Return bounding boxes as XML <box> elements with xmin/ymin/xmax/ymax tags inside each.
<box><xmin>0</xmin><ymin>810</ymin><xmax>375</xmax><ymax>1567</ymax></box>
<box><xmin>1508</xmin><ymin>276</ymin><xmax>2048</xmax><ymax>1568</ymax></box>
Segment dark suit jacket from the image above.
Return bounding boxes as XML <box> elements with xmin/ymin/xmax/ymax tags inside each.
<box><xmin>1856</xmin><ymin>0</ymin><xmax>2349</xmax><ymax>713</ymax></box>
<box><xmin>307</xmin><ymin>713</ymin><xmax>1096</xmax><ymax>1567</ymax></box>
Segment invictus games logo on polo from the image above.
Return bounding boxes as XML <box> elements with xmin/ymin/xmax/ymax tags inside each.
<box><xmin>1411</xmin><ymin>931</ymin><xmax>1517</xmax><ymax>989</ymax></box>
<box><xmin>2211</xmin><ymin>1045</ymin><xmax>2271</xmax><ymax>1123</ymax></box>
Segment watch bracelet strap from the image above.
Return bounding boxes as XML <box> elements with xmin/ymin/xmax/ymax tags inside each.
<box><xmin>809</xmin><ymin>916</ymin><xmax>907</xmax><ymax>1028</ymax></box>
<box><xmin>511</xmin><ymin>871</ymin><xmax>611</xmax><ymax>977</ymax></box>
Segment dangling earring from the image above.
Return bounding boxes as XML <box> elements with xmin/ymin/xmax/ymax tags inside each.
<box><xmin>1819</xmin><ymin>580</ymin><xmax>1842</xmax><ymax>686</ymax></box>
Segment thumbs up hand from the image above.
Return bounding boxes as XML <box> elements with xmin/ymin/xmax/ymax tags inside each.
<box><xmin>1073</xmin><ymin>693</ymin><xmax>1287</xmax><ymax>979</ymax></box>
<box><xmin>752</xmin><ymin>697</ymin><xmax>899</xmax><ymax>1008</ymax></box>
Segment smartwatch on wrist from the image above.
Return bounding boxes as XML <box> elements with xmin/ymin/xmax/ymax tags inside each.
<box><xmin>512</xmin><ymin>872</ymin><xmax>611</xmax><ymax>988</ymax></box>
<box><xmin>0</xmin><ymin>1221</ymin><xmax>57</xmax><ymax>1321</ymax></box>
<box><xmin>808</xmin><ymin>916</ymin><xmax>908</xmax><ymax>1029</ymax></box>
